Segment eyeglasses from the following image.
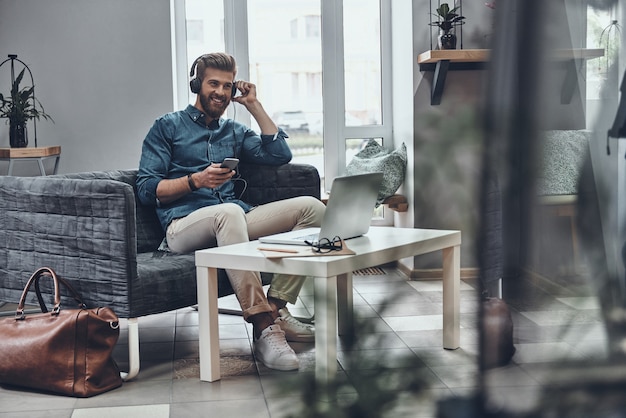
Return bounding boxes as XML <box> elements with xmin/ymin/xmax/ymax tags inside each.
<box><xmin>305</xmin><ymin>236</ymin><xmax>343</xmax><ymax>253</ymax></box>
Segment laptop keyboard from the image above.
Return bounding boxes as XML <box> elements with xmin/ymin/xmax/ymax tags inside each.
<box><xmin>294</xmin><ymin>233</ymin><xmax>320</xmax><ymax>242</ymax></box>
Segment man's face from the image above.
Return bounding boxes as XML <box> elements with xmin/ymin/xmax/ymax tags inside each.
<box><xmin>197</xmin><ymin>67</ymin><xmax>236</xmax><ymax>119</ymax></box>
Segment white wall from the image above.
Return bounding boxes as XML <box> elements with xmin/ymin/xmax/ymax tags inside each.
<box><xmin>0</xmin><ymin>0</ymin><xmax>175</xmax><ymax>174</ymax></box>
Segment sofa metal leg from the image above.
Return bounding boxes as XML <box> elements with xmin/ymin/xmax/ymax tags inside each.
<box><xmin>217</xmin><ymin>307</ymin><xmax>243</xmax><ymax>316</ymax></box>
<box><xmin>121</xmin><ymin>317</ymin><xmax>140</xmax><ymax>381</ymax></box>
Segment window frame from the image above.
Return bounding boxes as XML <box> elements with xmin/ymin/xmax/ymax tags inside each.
<box><xmin>174</xmin><ymin>0</ymin><xmax>393</xmax><ymax>204</ymax></box>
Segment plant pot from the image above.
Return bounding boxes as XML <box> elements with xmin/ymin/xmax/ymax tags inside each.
<box><xmin>438</xmin><ymin>31</ymin><xmax>457</xmax><ymax>50</ymax></box>
<box><xmin>9</xmin><ymin>122</ymin><xmax>28</xmax><ymax>148</ymax></box>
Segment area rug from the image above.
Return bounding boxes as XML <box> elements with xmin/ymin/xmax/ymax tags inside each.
<box><xmin>173</xmin><ymin>350</ymin><xmax>316</xmax><ymax>379</ymax></box>
<box><xmin>174</xmin><ymin>356</ymin><xmax>257</xmax><ymax>379</ymax></box>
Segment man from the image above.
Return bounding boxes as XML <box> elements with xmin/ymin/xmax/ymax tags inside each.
<box><xmin>136</xmin><ymin>52</ymin><xmax>326</xmax><ymax>371</ymax></box>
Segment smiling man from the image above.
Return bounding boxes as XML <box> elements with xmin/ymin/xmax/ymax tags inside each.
<box><xmin>136</xmin><ymin>52</ymin><xmax>326</xmax><ymax>371</ymax></box>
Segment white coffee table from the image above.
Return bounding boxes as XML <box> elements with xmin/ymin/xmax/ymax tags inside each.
<box><xmin>195</xmin><ymin>226</ymin><xmax>461</xmax><ymax>384</ymax></box>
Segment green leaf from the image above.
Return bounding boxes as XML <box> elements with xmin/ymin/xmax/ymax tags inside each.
<box><xmin>1</xmin><ymin>67</ymin><xmax>53</xmax><ymax>124</ymax></box>
<box><xmin>438</xmin><ymin>3</ymin><xmax>450</xmax><ymax>17</ymax></box>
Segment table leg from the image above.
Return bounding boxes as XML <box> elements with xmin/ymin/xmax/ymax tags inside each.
<box><xmin>37</xmin><ymin>158</ymin><xmax>46</xmax><ymax>176</ymax></box>
<box><xmin>314</xmin><ymin>275</ymin><xmax>338</xmax><ymax>388</ymax></box>
<box><xmin>442</xmin><ymin>245</ymin><xmax>461</xmax><ymax>349</ymax></box>
<box><xmin>197</xmin><ymin>266</ymin><xmax>221</xmax><ymax>382</ymax></box>
<box><xmin>52</xmin><ymin>155</ymin><xmax>61</xmax><ymax>175</ymax></box>
<box><xmin>337</xmin><ymin>272</ymin><xmax>353</xmax><ymax>336</ymax></box>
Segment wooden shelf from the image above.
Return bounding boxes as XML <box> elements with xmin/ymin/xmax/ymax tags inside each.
<box><xmin>417</xmin><ymin>48</ymin><xmax>604</xmax><ymax>105</ymax></box>
<box><xmin>382</xmin><ymin>194</ymin><xmax>408</xmax><ymax>212</ymax></box>
<box><xmin>0</xmin><ymin>146</ymin><xmax>61</xmax><ymax>158</ymax></box>
<box><xmin>418</xmin><ymin>49</ymin><xmax>490</xmax><ymax>64</ymax></box>
<box><xmin>418</xmin><ymin>48</ymin><xmax>604</xmax><ymax>65</ymax></box>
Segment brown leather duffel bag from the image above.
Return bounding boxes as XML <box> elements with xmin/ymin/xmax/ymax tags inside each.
<box><xmin>0</xmin><ymin>267</ymin><xmax>123</xmax><ymax>397</ymax></box>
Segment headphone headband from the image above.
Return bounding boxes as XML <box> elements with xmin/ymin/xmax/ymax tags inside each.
<box><xmin>189</xmin><ymin>55</ymin><xmax>207</xmax><ymax>94</ymax></box>
<box><xmin>190</xmin><ymin>55</ymin><xmax>206</xmax><ymax>78</ymax></box>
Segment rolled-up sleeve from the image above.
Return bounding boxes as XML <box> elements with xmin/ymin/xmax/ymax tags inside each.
<box><xmin>137</xmin><ymin>119</ymin><xmax>173</xmax><ymax>207</ymax></box>
<box><xmin>242</xmin><ymin>127</ymin><xmax>292</xmax><ymax>165</ymax></box>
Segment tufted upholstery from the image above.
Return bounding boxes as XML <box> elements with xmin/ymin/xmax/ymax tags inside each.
<box><xmin>537</xmin><ymin>130</ymin><xmax>590</xmax><ymax>196</ymax></box>
<box><xmin>0</xmin><ymin>163</ymin><xmax>321</xmax><ymax>318</ymax></box>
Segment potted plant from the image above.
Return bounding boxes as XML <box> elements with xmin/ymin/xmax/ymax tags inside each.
<box><xmin>429</xmin><ymin>2</ymin><xmax>466</xmax><ymax>50</ymax></box>
<box><xmin>0</xmin><ymin>68</ymin><xmax>53</xmax><ymax>148</ymax></box>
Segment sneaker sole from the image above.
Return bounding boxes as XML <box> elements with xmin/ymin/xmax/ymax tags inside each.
<box><xmin>254</xmin><ymin>348</ymin><xmax>299</xmax><ymax>371</ymax></box>
<box><xmin>284</xmin><ymin>333</ymin><xmax>315</xmax><ymax>343</ymax></box>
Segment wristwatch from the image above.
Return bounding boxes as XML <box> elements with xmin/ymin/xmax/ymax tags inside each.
<box><xmin>187</xmin><ymin>173</ymin><xmax>198</xmax><ymax>191</ymax></box>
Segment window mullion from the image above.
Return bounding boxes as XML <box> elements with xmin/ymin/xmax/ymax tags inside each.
<box><xmin>321</xmin><ymin>0</ymin><xmax>346</xmax><ymax>191</ymax></box>
<box><xmin>380</xmin><ymin>0</ymin><xmax>393</xmax><ymax>141</ymax></box>
<box><xmin>224</xmin><ymin>0</ymin><xmax>250</xmax><ymax>125</ymax></box>
<box><xmin>171</xmin><ymin>0</ymin><xmax>188</xmax><ymax>111</ymax></box>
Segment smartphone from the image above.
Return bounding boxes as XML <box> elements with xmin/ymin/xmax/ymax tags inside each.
<box><xmin>220</xmin><ymin>158</ymin><xmax>239</xmax><ymax>170</ymax></box>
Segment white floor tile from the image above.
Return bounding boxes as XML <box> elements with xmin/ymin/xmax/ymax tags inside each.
<box><xmin>408</xmin><ymin>280</ymin><xmax>474</xmax><ymax>292</ymax></box>
<box><xmin>383</xmin><ymin>314</ymin><xmax>443</xmax><ymax>331</ymax></box>
<box><xmin>555</xmin><ymin>296</ymin><xmax>600</xmax><ymax>310</ymax></box>
<box><xmin>71</xmin><ymin>404</ymin><xmax>169</xmax><ymax>418</ymax></box>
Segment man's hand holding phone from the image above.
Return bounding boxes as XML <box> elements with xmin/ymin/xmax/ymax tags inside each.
<box><xmin>220</xmin><ymin>158</ymin><xmax>239</xmax><ymax>170</ymax></box>
<box><xmin>192</xmin><ymin>159</ymin><xmax>238</xmax><ymax>189</ymax></box>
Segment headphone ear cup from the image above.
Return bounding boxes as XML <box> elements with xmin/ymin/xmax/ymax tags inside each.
<box><xmin>190</xmin><ymin>78</ymin><xmax>201</xmax><ymax>94</ymax></box>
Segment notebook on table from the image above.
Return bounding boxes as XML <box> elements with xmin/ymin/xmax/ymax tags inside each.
<box><xmin>258</xmin><ymin>172</ymin><xmax>384</xmax><ymax>246</ymax></box>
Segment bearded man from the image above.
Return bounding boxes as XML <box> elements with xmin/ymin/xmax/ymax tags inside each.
<box><xmin>137</xmin><ymin>52</ymin><xmax>325</xmax><ymax>371</ymax></box>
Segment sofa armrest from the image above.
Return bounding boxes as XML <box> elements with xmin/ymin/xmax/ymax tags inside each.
<box><xmin>0</xmin><ymin>175</ymin><xmax>137</xmax><ymax>308</ymax></box>
<box><xmin>238</xmin><ymin>162</ymin><xmax>321</xmax><ymax>205</ymax></box>
<box><xmin>53</xmin><ymin>169</ymin><xmax>165</xmax><ymax>253</ymax></box>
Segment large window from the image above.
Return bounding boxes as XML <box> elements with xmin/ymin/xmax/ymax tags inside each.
<box><xmin>182</xmin><ymin>0</ymin><xmax>391</xmax><ymax>202</ymax></box>
<box><xmin>586</xmin><ymin>4</ymin><xmax>622</xmax><ymax>129</ymax></box>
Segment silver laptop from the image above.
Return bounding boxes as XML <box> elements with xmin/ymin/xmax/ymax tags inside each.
<box><xmin>258</xmin><ymin>172</ymin><xmax>384</xmax><ymax>246</ymax></box>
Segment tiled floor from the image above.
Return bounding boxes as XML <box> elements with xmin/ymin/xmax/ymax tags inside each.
<box><xmin>0</xmin><ymin>267</ymin><xmax>607</xmax><ymax>418</ymax></box>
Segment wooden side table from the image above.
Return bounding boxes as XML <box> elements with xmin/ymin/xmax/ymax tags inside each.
<box><xmin>0</xmin><ymin>146</ymin><xmax>61</xmax><ymax>176</ymax></box>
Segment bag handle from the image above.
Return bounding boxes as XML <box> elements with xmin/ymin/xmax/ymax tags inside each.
<box><xmin>33</xmin><ymin>271</ymin><xmax>86</xmax><ymax>313</ymax></box>
<box><xmin>16</xmin><ymin>267</ymin><xmax>60</xmax><ymax>319</ymax></box>
<box><xmin>16</xmin><ymin>267</ymin><xmax>86</xmax><ymax>320</ymax></box>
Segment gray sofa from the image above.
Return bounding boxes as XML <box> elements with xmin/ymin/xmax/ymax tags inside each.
<box><xmin>0</xmin><ymin>162</ymin><xmax>320</xmax><ymax>379</ymax></box>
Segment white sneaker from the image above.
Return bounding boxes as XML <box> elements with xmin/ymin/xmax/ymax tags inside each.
<box><xmin>254</xmin><ymin>325</ymin><xmax>299</xmax><ymax>371</ymax></box>
<box><xmin>275</xmin><ymin>308</ymin><xmax>315</xmax><ymax>343</ymax></box>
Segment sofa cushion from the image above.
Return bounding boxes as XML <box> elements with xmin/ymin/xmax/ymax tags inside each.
<box><xmin>537</xmin><ymin>130</ymin><xmax>590</xmax><ymax>196</ymax></box>
<box><xmin>344</xmin><ymin>140</ymin><xmax>407</xmax><ymax>205</ymax></box>
<box><xmin>238</xmin><ymin>163</ymin><xmax>321</xmax><ymax>204</ymax></box>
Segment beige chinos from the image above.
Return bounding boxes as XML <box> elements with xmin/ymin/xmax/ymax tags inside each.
<box><xmin>165</xmin><ymin>195</ymin><xmax>325</xmax><ymax>321</ymax></box>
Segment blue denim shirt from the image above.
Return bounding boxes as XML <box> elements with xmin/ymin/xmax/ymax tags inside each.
<box><xmin>137</xmin><ymin>105</ymin><xmax>292</xmax><ymax>231</ymax></box>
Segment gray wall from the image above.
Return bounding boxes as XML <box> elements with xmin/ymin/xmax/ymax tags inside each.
<box><xmin>409</xmin><ymin>0</ymin><xmax>589</xmax><ymax>270</ymax></box>
<box><xmin>0</xmin><ymin>0</ymin><xmax>174</xmax><ymax>175</ymax></box>
<box><xmin>410</xmin><ymin>0</ymin><xmax>494</xmax><ymax>269</ymax></box>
